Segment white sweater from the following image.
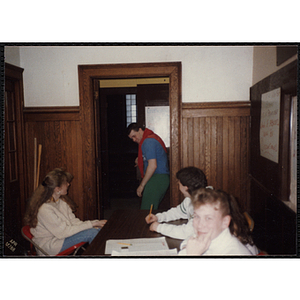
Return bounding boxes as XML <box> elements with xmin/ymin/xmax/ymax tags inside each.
<box><xmin>179</xmin><ymin>227</ymin><xmax>257</xmax><ymax>256</ymax></box>
<box><xmin>155</xmin><ymin>197</ymin><xmax>194</xmax><ymax>239</ymax></box>
<box><xmin>30</xmin><ymin>199</ymin><xmax>93</xmax><ymax>256</ymax></box>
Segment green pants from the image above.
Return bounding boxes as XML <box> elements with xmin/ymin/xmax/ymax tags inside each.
<box><xmin>141</xmin><ymin>174</ymin><xmax>170</xmax><ymax>210</ymax></box>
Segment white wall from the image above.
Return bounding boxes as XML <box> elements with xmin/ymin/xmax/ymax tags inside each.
<box><xmin>5</xmin><ymin>45</ymin><xmax>254</xmax><ymax>106</ymax></box>
<box><xmin>252</xmin><ymin>46</ymin><xmax>297</xmax><ymax>85</ymax></box>
<box><xmin>4</xmin><ymin>46</ymin><xmax>20</xmax><ymax>67</ymax></box>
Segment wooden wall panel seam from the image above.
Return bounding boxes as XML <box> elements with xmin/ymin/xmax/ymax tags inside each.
<box><xmin>181</xmin><ymin>102</ymin><xmax>250</xmax><ymax>211</ymax></box>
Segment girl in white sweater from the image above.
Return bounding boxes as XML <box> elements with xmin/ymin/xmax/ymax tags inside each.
<box><xmin>24</xmin><ymin>168</ymin><xmax>107</xmax><ymax>256</ymax></box>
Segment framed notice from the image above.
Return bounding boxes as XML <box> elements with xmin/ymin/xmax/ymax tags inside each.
<box><xmin>260</xmin><ymin>87</ymin><xmax>281</xmax><ymax>163</ymax></box>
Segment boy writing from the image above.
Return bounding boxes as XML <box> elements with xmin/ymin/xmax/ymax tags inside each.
<box><xmin>145</xmin><ymin>167</ymin><xmax>210</xmax><ymax>240</ymax></box>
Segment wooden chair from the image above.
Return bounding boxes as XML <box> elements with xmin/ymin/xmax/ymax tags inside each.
<box><xmin>244</xmin><ymin>212</ymin><xmax>255</xmax><ymax>232</ymax></box>
<box><xmin>243</xmin><ymin>212</ymin><xmax>268</xmax><ymax>255</ymax></box>
<box><xmin>21</xmin><ymin>225</ymin><xmax>86</xmax><ymax>256</ymax></box>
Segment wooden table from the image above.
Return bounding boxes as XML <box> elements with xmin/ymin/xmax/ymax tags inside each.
<box><xmin>82</xmin><ymin>209</ymin><xmax>185</xmax><ymax>256</ymax></box>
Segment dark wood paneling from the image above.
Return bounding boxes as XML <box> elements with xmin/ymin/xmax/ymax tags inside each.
<box><xmin>4</xmin><ymin>63</ymin><xmax>27</xmax><ymax>253</ymax></box>
<box><xmin>23</xmin><ymin>108</ymin><xmax>86</xmax><ymax>220</ymax></box>
<box><xmin>276</xmin><ymin>45</ymin><xmax>297</xmax><ymax>66</ymax></box>
<box><xmin>250</xmin><ymin>177</ymin><xmax>296</xmax><ymax>254</ymax></box>
<box><xmin>250</xmin><ymin>61</ymin><xmax>297</xmax><ymax>204</ymax></box>
<box><xmin>23</xmin><ymin>101</ymin><xmax>250</xmax><ymax>222</ymax></box>
<box><xmin>249</xmin><ymin>60</ymin><xmax>297</xmax><ymax>255</ymax></box>
<box><xmin>182</xmin><ymin>102</ymin><xmax>251</xmax><ymax>212</ymax></box>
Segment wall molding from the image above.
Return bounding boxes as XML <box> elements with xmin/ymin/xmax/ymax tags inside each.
<box><xmin>182</xmin><ymin>101</ymin><xmax>250</xmax><ymax>117</ymax></box>
<box><xmin>24</xmin><ymin>106</ymin><xmax>80</xmax><ymax>122</ymax></box>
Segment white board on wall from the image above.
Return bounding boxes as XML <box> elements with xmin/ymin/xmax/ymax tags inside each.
<box><xmin>259</xmin><ymin>87</ymin><xmax>281</xmax><ymax>163</ymax></box>
<box><xmin>145</xmin><ymin>106</ymin><xmax>170</xmax><ymax>148</ymax></box>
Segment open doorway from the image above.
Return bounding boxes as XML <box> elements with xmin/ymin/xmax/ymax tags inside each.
<box><xmin>97</xmin><ymin>78</ymin><xmax>170</xmax><ymax>218</ymax></box>
<box><xmin>78</xmin><ymin>62</ymin><xmax>182</xmax><ymax>220</ymax></box>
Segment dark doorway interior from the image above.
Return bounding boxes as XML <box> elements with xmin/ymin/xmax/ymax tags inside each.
<box><xmin>98</xmin><ymin>82</ymin><xmax>170</xmax><ymax>219</ymax></box>
<box><xmin>99</xmin><ymin>87</ymin><xmax>140</xmax><ymax>219</ymax></box>
<box><xmin>106</xmin><ymin>91</ymin><xmax>139</xmax><ymax>198</ymax></box>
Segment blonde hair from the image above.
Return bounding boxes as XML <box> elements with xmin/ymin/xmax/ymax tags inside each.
<box><xmin>192</xmin><ymin>188</ymin><xmax>253</xmax><ymax>245</ymax></box>
<box><xmin>24</xmin><ymin>168</ymin><xmax>77</xmax><ymax>228</ymax></box>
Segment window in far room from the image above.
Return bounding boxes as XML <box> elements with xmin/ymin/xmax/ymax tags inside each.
<box><xmin>126</xmin><ymin>94</ymin><xmax>137</xmax><ymax>126</ymax></box>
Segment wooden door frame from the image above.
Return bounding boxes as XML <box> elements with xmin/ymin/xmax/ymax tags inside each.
<box><xmin>78</xmin><ymin>62</ymin><xmax>182</xmax><ymax>218</ymax></box>
<box><xmin>4</xmin><ymin>63</ymin><xmax>27</xmax><ymax>225</ymax></box>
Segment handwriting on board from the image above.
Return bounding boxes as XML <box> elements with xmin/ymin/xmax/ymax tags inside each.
<box><xmin>260</xmin><ymin>87</ymin><xmax>281</xmax><ymax>163</ymax></box>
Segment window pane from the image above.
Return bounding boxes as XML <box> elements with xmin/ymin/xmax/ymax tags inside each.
<box><xmin>126</xmin><ymin>94</ymin><xmax>137</xmax><ymax>126</ymax></box>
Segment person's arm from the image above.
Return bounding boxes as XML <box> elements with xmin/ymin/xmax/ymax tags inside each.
<box><xmin>66</xmin><ymin>204</ymin><xmax>106</xmax><ymax>228</ymax></box>
<box><xmin>155</xmin><ymin>197</ymin><xmax>192</xmax><ymax>223</ymax></box>
<box><xmin>150</xmin><ymin>218</ymin><xmax>194</xmax><ymax>240</ymax></box>
<box><xmin>37</xmin><ymin>204</ymin><xmax>93</xmax><ymax>239</ymax></box>
<box><xmin>137</xmin><ymin>158</ymin><xmax>157</xmax><ymax>197</ymax></box>
<box><xmin>65</xmin><ymin>201</ymin><xmax>107</xmax><ymax>228</ymax></box>
<box><xmin>145</xmin><ymin>213</ymin><xmax>158</xmax><ymax>223</ymax></box>
<box><xmin>91</xmin><ymin>220</ymin><xmax>107</xmax><ymax>228</ymax></box>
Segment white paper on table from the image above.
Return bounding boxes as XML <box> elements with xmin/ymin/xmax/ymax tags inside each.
<box><xmin>111</xmin><ymin>248</ymin><xmax>178</xmax><ymax>256</ymax></box>
<box><xmin>105</xmin><ymin>236</ymin><xmax>170</xmax><ymax>255</ymax></box>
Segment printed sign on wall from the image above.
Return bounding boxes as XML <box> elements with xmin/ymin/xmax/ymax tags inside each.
<box><xmin>260</xmin><ymin>87</ymin><xmax>281</xmax><ymax>163</ymax></box>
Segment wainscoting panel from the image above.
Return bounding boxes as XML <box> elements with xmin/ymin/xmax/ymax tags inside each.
<box><xmin>23</xmin><ymin>102</ymin><xmax>250</xmax><ymax>220</ymax></box>
<box><xmin>182</xmin><ymin>102</ymin><xmax>251</xmax><ymax>211</ymax></box>
<box><xmin>23</xmin><ymin>107</ymin><xmax>87</xmax><ymax>220</ymax></box>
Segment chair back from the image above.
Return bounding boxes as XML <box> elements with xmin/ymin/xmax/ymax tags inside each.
<box><xmin>21</xmin><ymin>225</ymin><xmax>34</xmax><ymax>240</ymax></box>
<box><xmin>243</xmin><ymin>212</ymin><xmax>254</xmax><ymax>232</ymax></box>
<box><xmin>21</xmin><ymin>225</ymin><xmax>86</xmax><ymax>256</ymax></box>
<box><xmin>21</xmin><ymin>225</ymin><xmax>50</xmax><ymax>256</ymax></box>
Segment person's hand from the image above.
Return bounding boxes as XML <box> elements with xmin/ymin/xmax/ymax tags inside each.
<box><xmin>149</xmin><ymin>221</ymin><xmax>159</xmax><ymax>232</ymax></box>
<box><xmin>91</xmin><ymin>219</ymin><xmax>107</xmax><ymax>228</ymax></box>
<box><xmin>186</xmin><ymin>230</ymin><xmax>213</xmax><ymax>255</ymax></box>
<box><xmin>134</xmin><ymin>157</ymin><xmax>138</xmax><ymax>167</ymax></box>
<box><xmin>137</xmin><ymin>184</ymin><xmax>144</xmax><ymax>197</ymax></box>
<box><xmin>98</xmin><ymin>220</ymin><xmax>107</xmax><ymax>227</ymax></box>
<box><xmin>145</xmin><ymin>214</ymin><xmax>158</xmax><ymax>224</ymax></box>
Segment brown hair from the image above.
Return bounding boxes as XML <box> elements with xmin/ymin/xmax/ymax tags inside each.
<box><xmin>176</xmin><ymin>167</ymin><xmax>208</xmax><ymax>195</ymax></box>
<box><xmin>24</xmin><ymin>168</ymin><xmax>77</xmax><ymax>228</ymax></box>
<box><xmin>191</xmin><ymin>188</ymin><xmax>253</xmax><ymax>245</ymax></box>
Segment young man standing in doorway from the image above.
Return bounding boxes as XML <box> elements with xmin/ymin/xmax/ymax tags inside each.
<box><xmin>127</xmin><ymin>123</ymin><xmax>170</xmax><ymax>210</ymax></box>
